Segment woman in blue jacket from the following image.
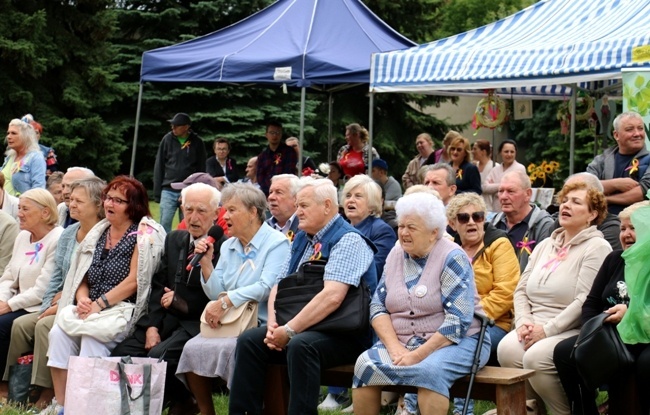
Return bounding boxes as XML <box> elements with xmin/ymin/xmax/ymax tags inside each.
<box><xmin>2</xmin><ymin>117</ymin><xmax>46</xmax><ymax>196</ymax></box>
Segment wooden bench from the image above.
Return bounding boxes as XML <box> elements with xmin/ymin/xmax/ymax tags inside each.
<box><xmin>263</xmin><ymin>364</ymin><xmax>535</xmax><ymax>415</ymax></box>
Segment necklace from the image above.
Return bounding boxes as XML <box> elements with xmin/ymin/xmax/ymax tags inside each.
<box><xmin>107</xmin><ymin>227</ymin><xmax>115</xmax><ymax>250</ymax></box>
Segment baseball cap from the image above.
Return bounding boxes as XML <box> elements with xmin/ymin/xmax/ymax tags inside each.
<box><xmin>167</xmin><ymin>113</ymin><xmax>191</xmax><ymax>126</ymax></box>
<box><xmin>170</xmin><ymin>173</ymin><xmax>217</xmax><ymax>190</ymax></box>
<box><xmin>372</xmin><ymin>159</ymin><xmax>388</xmax><ymax>171</ymax></box>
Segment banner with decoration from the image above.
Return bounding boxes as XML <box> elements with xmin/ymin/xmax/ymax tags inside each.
<box><xmin>622</xmin><ymin>69</ymin><xmax>650</xmax><ymax>150</ymax></box>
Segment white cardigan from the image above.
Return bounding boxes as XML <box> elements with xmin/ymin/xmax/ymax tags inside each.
<box><xmin>58</xmin><ymin>216</ymin><xmax>165</xmax><ymax>335</ymax></box>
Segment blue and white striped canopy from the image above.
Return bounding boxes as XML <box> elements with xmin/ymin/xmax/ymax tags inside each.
<box><xmin>370</xmin><ymin>0</ymin><xmax>650</xmax><ymax>98</ymax></box>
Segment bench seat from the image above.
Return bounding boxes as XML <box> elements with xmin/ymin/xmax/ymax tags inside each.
<box><xmin>264</xmin><ymin>364</ymin><xmax>535</xmax><ymax>415</ymax></box>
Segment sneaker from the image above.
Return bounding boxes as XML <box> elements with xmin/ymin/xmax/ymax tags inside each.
<box><xmin>317</xmin><ymin>392</ymin><xmax>351</xmax><ymax>410</ymax></box>
<box><xmin>341</xmin><ymin>403</ymin><xmax>354</xmax><ymax>413</ymax></box>
<box><xmin>38</xmin><ymin>399</ymin><xmax>63</xmax><ymax>415</ymax></box>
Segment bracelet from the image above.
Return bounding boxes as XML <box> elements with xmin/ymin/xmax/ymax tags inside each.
<box><xmin>95</xmin><ymin>299</ymin><xmax>106</xmax><ymax>310</ymax></box>
<box><xmin>101</xmin><ymin>294</ymin><xmax>111</xmax><ymax>309</ymax></box>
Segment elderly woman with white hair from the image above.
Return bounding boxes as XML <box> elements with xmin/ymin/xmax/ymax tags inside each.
<box><xmin>352</xmin><ymin>193</ymin><xmax>490</xmax><ymax>415</ymax></box>
<box><xmin>2</xmin><ymin>117</ymin><xmax>47</xmax><ymax>196</ymax></box>
<box><xmin>342</xmin><ymin>175</ymin><xmax>396</xmax><ymax>284</ymax></box>
<box><xmin>319</xmin><ymin>175</ymin><xmax>396</xmax><ymax>410</ymax></box>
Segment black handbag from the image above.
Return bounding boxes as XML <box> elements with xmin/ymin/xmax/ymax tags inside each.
<box><xmin>274</xmin><ymin>260</ymin><xmax>370</xmax><ymax>333</ymax></box>
<box><xmin>571</xmin><ymin>312</ymin><xmax>635</xmax><ymax>390</ymax></box>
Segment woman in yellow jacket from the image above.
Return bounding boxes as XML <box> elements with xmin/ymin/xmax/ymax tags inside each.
<box><xmin>447</xmin><ymin>192</ymin><xmax>520</xmax><ymax>415</ymax></box>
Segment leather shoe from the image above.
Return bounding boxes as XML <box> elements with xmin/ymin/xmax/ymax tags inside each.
<box><xmin>167</xmin><ymin>398</ymin><xmax>200</xmax><ymax>415</ymax></box>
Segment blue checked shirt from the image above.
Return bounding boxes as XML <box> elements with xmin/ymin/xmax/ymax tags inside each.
<box><xmin>275</xmin><ymin>214</ymin><xmax>374</xmax><ymax>286</ymax></box>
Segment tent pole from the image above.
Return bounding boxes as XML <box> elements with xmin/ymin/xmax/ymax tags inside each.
<box><xmin>130</xmin><ymin>83</ymin><xmax>144</xmax><ymax>177</ymax></box>
<box><xmin>327</xmin><ymin>93</ymin><xmax>333</xmax><ymax>163</ymax></box>
<box><xmin>368</xmin><ymin>92</ymin><xmax>374</xmax><ymax>175</ymax></box>
<box><xmin>299</xmin><ymin>87</ymin><xmax>306</xmax><ymax>176</ymax></box>
<box><xmin>570</xmin><ymin>84</ymin><xmax>577</xmax><ymax>175</ymax></box>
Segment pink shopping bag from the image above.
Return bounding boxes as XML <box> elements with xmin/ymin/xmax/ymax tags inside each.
<box><xmin>65</xmin><ymin>356</ymin><xmax>167</xmax><ymax>415</ymax></box>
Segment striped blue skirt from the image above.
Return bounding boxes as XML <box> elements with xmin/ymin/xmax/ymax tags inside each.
<box><xmin>352</xmin><ymin>333</ymin><xmax>490</xmax><ymax>398</ymax></box>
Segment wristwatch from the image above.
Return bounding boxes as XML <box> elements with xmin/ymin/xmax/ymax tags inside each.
<box><xmin>284</xmin><ymin>324</ymin><xmax>297</xmax><ymax>339</ymax></box>
<box><xmin>220</xmin><ymin>297</ymin><xmax>229</xmax><ymax>310</ymax></box>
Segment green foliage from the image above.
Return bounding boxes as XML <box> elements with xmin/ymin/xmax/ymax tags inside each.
<box><xmin>624</xmin><ymin>74</ymin><xmax>650</xmax><ymax>117</ymax></box>
<box><xmin>0</xmin><ymin>0</ymin><xmax>534</xmax><ymax>184</ymax></box>
<box><xmin>0</xmin><ymin>0</ymin><xmax>131</xmax><ymax>179</ymax></box>
<box><xmin>432</xmin><ymin>0</ymin><xmax>536</xmax><ymax>40</ymax></box>
<box><xmin>511</xmin><ymin>101</ymin><xmax>603</xmax><ymax>186</ymax></box>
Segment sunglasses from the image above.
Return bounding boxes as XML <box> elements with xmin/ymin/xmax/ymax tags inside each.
<box><xmin>456</xmin><ymin>211</ymin><xmax>485</xmax><ymax>224</ymax></box>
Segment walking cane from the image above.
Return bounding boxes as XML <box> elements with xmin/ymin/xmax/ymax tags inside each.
<box><xmin>462</xmin><ymin>312</ymin><xmax>494</xmax><ymax>415</ymax></box>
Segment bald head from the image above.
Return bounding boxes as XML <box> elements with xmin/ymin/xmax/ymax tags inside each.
<box><xmin>62</xmin><ymin>167</ymin><xmax>95</xmax><ymax>206</ymax></box>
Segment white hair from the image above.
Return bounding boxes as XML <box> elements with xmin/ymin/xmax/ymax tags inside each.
<box><xmin>501</xmin><ymin>169</ymin><xmax>531</xmax><ymax>190</ymax></box>
<box><xmin>181</xmin><ymin>182</ymin><xmax>222</xmax><ymax>209</ymax></box>
<box><xmin>342</xmin><ymin>174</ymin><xmax>382</xmax><ymax>217</ymax></box>
<box><xmin>396</xmin><ymin>193</ymin><xmax>446</xmax><ymax>240</ymax></box>
<box><xmin>6</xmin><ymin>118</ymin><xmax>39</xmax><ymax>157</ymax></box>
<box><xmin>613</xmin><ymin>111</ymin><xmax>643</xmax><ymax>132</ymax></box>
<box><xmin>66</xmin><ymin>166</ymin><xmax>95</xmax><ymax>177</ymax></box>
<box><xmin>271</xmin><ymin>174</ymin><xmax>301</xmax><ymax>197</ymax></box>
<box><xmin>565</xmin><ymin>172</ymin><xmax>604</xmax><ymax>193</ymax></box>
<box><xmin>297</xmin><ymin>177</ymin><xmax>338</xmax><ymax>207</ymax></box>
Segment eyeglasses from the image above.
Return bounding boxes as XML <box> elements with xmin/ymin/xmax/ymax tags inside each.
<box><xmin>449</xmin><ymin>147</ymin><xmax>464</xmax><ymax>153</ymax></box>
<box><xmin>267</xmin><ymin>130</ymin><xmax>282</xmax><ymax>136</ymax></box>
<box><xmin>104</xmin><ymin>195</ymin><xmax>128</xmax><ymax>205</ymax></box>
<box><xmin>456</xmin><ymin>211</ymin><xmax>485</xmax><ymax>224</ymax></box>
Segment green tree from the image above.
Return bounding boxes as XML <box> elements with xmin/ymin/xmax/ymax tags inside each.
<box><xmin>0</xmin><ymin>0</ymin><xmax>130</xmax><ymax>179</ymax></box>
<box><xmin>511</xmin><ymin>100</ymin><xmax>600</xmax><ymax>187</ymax></box>
<box><xmin>433</xmin><ymin>0</ymin><xmax>536</xmax><ymax>39</ymax></box>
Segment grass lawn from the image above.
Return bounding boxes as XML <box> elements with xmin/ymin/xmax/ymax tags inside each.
<box><xmin>0</xmin><ymin>393</ymin><xmax>496</xmax><ymax>414</ymax></box>
<box><xmin>149</xmin><ymin>201</ymin><xmax>180</xmax><ymax>230</ymax></box>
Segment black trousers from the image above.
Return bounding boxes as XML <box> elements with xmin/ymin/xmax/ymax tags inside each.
<box><xmin>111</xmin><ymin>326</ymin><xmax>194</xmax><ymax>404</ymax></box>
<box><xmin>228</xmin><ymin>326</ymin><xmax>370</xmax><ymax>415</ymax></box>
<box><xmin>555</xmin><ymin>335</ymin><xmax>649</xmax><ymax>415</ymax></box>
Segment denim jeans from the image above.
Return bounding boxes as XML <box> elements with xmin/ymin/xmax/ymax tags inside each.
<box><xmin>159</xmin><ymin>189</ymin><xmax>182</xmax><ymax>233</ymax></box>
<box><xmin>229</xmin><ymin>326</ymin><xmax>370</xmax><ymax>415</ymax></box>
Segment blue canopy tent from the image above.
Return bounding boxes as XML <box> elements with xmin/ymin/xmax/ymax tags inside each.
<box><xmin>131</xmin><ymin>0</ymin><xmax>415</xmax><ymax>175</ymax></box>
<box><xmin>369</xmin><ymin>0</ymin><xmax>650</xmax><ymax>173</ymax></box>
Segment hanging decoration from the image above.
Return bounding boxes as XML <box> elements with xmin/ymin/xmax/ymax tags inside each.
<box><xmin>557</xmin><ymin>93</ymin><xmax>595</xmax><ymax>135</ymax></box>
<box><xmin>472</xmin><ymin>90</ymin><xmax>509</xmax><ymax>133</ymax></box>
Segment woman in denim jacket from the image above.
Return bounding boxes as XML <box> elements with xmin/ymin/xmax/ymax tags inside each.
<box><xmin>2</xmin><ymin>117</ymin><xmax>46</xmax><ymax>196</ymax></box>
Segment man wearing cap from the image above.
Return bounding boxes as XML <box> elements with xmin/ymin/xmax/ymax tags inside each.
<box><xmin>111</xmin><ymin>182</ymin><xmax>226</xmax><ymax>415</ymax></box>
<box><xmin>370</xmin><ymin>159</ymin><xmax>402</xmax><ymax>230</ymax></box>
<box><xmin>370</xmin><ymin>159</ymin><xmax>402</xmax><ymax>203</ymax></box>
<box><xmin>256</xmin><ymin>121</ymin><xmax>297</xmax><ymax>196</ymax></box>
<box><xmin>154</xmin><ymin>113</ymin><xmax>207</xmax><ymax>233</ymax></box>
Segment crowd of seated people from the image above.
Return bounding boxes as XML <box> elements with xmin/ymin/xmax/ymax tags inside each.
<box><xmin>0</xmin><ymin>113</ymin><xmax>648</xmax><ymax>415</ymax></box>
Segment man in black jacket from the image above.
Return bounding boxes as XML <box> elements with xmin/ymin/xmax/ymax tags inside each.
<box><xmin>112</xmin><ymin>183</ymin><xmax>226</xmax><ymax>414</ymax></box>
<box><xmin>153</xmin><ymin>113</ymin><xmax>207</xmax><ymax>233</ymax></box>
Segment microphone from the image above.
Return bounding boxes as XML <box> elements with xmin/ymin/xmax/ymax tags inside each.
<box><xmin>186</xmin><ymin>225</ymin><xmax>224</xmax><ymax>271</ymax></box>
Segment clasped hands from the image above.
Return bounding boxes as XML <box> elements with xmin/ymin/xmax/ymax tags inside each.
<box><xmin>387</xmin><ymin>344</ymin><xmax>425</xmax><ymax>366</ymax></box>
<box><xmin>75</xmin><ymin>296</ymin><xmax>101</xmax><ymax>320</ymax></box>
<box><xmin>264</xmin><ymin>322</ymin><xmax>290</xmax><ymax>351</ymax></box>
<box><xmin>517</xmin><ymin>323</ymin><xmax>546</xmax><ymax>350</ymax></box>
